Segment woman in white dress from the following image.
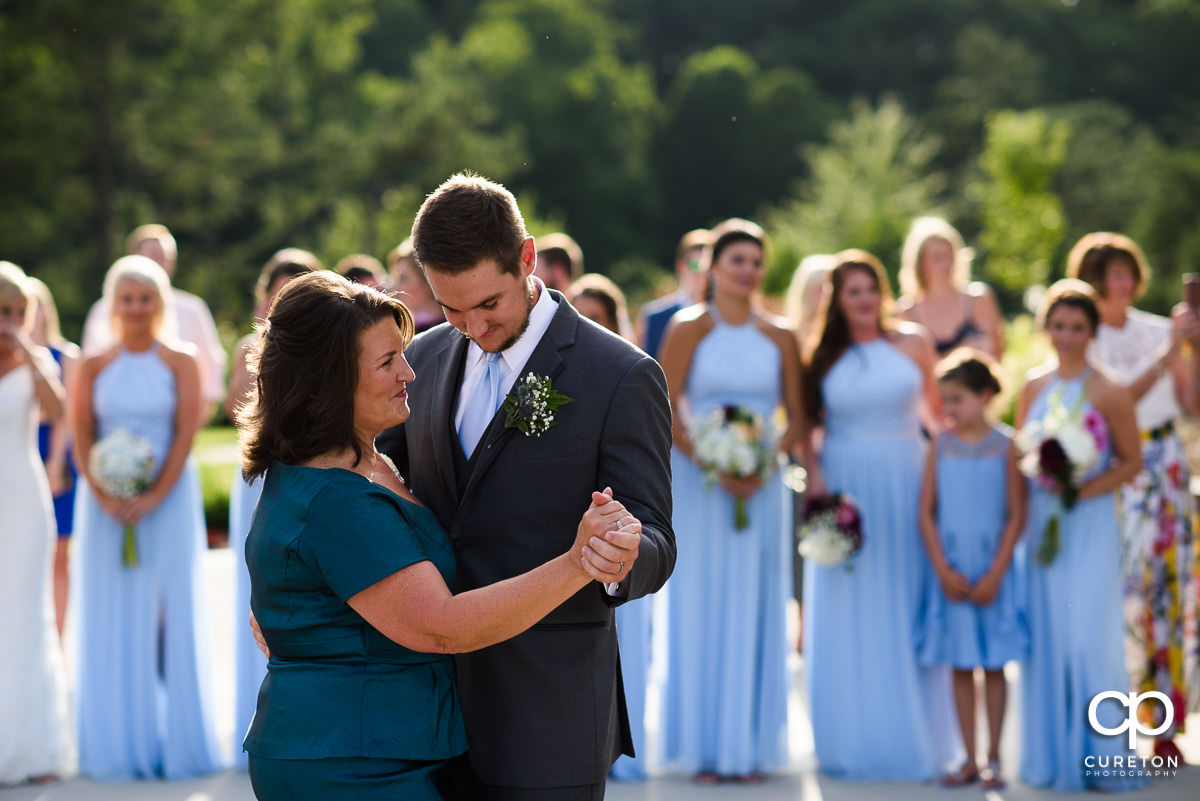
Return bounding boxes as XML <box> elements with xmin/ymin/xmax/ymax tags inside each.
<box><xmin>0</xmin><ymin>261</ymin><xmax>73</xmax><ymax>785</ymax></box>
<box><xmin>1067</xmin><ymin>232</ymin><xmax>1200</xmax><ymax>761</ymax></box>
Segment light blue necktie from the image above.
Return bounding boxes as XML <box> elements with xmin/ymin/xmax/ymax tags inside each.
<box><xmin>459</xmin><ymin>351</ymin><xmax>504</xmax><ymax>458</ymax></box>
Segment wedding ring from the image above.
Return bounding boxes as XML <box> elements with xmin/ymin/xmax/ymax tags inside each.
<box><xmin>619</xmin><ymin>561</ymin><xmax>625</xmax><ymax>573</ymax></box>
<box><xmin>616</xmin><ymin>519</ymin><xmax>625</xmax><ymax>529</ymax></box>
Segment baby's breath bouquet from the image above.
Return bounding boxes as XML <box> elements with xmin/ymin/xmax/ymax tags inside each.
<box><xmin>689</xmin><ymin>404</ymin><xmax>781</xmax><ymax>530</ymax></box>
<box><xmin>89</xmin><ymin>429</ymin><xmax>156</xmax><ymax>568</ymax></box>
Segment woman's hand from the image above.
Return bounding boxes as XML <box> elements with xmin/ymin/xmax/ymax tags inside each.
<box><xmin>1171</xmin><ymin>303</ymin><xmax>1200</xmax><ymax>347</ymax></box>
<box><xmin>124</xmin><ymin>489</ymin><xmax>165</xmax><ymax>525</ymax></box>
<box><xmin>94</xmin><ymin>488</ymin><xmax>128</xmax><ymax>524</ymax></box>
<box><xmin>969</xmin><ymin>570</ymin><xmax>1002</xmax><ymax>607</ymax></box>
<box><xmin>719</xmin><ymin>472</ymin><xmax>763</xmax><ymax>500</ymax></box>
<box><xmin>804</xmin><ymin>465</ymin><xmax>829</xmax><ymax>499</ymax></box>
<box><xmin>575</xmin><ymin>488</ymin><xmax>641</xmax><ymax>584</ymax></box>
<box><xmin>937</xmin><ymin>565</ymin><xmax>971</xmax><ymax>603</ymax></box>
<box><xmin>46</xmin><ymin>458</ymin><xmax>73</xmax><ymax>497</ymax></box>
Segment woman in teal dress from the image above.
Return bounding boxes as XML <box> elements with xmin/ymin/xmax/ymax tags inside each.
<box><xmin>1015</xmin><ymin>280</ymin><xmax>1148</xmax><ymax>792</ymax></box>
<box><xmin>238</xmin><ymin>272</ymin><xmax>636</xmax><ymax>800</ymax></box>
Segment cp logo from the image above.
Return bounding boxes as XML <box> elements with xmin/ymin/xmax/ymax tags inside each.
<box><xmin>1087</xmin><ymin>691</ymin><xmax>1174</xmax><ymax>749</ymax></box>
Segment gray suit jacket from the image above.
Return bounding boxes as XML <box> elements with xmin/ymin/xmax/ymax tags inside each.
<box><xmin>377</xmin><ymin>290</ymin><xmax>675</xmax><ymax>788</ymax></box>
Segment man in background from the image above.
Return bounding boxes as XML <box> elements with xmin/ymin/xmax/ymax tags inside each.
<box><xmin>636</xmin><ymin>228</ymin><xmax>709</xmax><ymax>359</ymax></box>
<box><xmin>535</xmin><ymin>232</ymin><xmax>584</xmax><ymax>293</ymax></box>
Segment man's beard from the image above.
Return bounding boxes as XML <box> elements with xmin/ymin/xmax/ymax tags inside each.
<box><xmin>493</xmin><ymin>278</ymin><xmax>537</xmax><ymax>352</ymax></box>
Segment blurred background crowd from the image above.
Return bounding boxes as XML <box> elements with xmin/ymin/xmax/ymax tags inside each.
<box><xmin>4</xmin><ymin>0</ymin><xmax>1200</xmax><ymax>794</ymax></box>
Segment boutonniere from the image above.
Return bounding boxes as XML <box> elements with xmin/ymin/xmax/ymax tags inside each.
<box><xmin>503</xmin><ymin>374</ymin><xmax>573</xmax><ymax>436</ymax></box>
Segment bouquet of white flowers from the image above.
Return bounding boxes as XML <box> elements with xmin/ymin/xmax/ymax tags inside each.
<box><xmin>89</xmin><ymin>429</ymin><xmax>156</xmax><ymax>568</ymax></box>
<box><xmin>1015</xmin><ymin>399</ymin><xmax>1107</xmax><ymax>565</ymax></box>
<box><xmin>689</xmin><ymin>404</ymin><xmax>781</xmax><ymax>530</ymax></box>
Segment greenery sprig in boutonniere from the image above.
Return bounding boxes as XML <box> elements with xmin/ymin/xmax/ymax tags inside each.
<box><xmin>503</xmin><ymin>374</ymin><xmax>573</xmax><ymax>436</ymax></box>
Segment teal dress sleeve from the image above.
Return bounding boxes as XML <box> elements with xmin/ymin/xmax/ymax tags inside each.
<box><xmin>300</xmin><ymin>482</ymin><xmax>431</xmax><ymax>602</ymax></box>
<box><xmin>244</xmin><ymin>465</ymin><xmax>466</xmax><ymax>762</ymax></box>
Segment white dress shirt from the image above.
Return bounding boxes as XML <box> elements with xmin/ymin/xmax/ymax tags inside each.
<box><xmin>453</xmin><ymin>277</ymin><xmax>558</xmax><ymax>437</ymax></box>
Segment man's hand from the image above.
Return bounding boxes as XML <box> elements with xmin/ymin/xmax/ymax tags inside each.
<box><xmin>579</xmin><ymin>487</ymin><xmax>642</xmax><ymax>584</ymax></box>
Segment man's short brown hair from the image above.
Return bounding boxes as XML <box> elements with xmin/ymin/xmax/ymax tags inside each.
<box><xmin>411</xmin><ymin>173</ymin><xmax>527</xmax><ymax>277</ymax></box>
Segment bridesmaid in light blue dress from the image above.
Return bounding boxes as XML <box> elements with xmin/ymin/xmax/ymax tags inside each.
<box><xmin>225</xmin><ymin>249</ymin><xmax>320</xmax><ymax>764</ymax></box>
<box><xmin>228</xmin><ymin>474</ymin><xmax>265</xmax><ymax>766</ymax></box>
<box><xmin>659</xmin><ymin>219</ymin><xmax>804</xmax><ymax>781</ymax></box>
<box><xmin>71</xmin><ymin>256</ymin><xmax>224</xmax><ymax>780</ymax></box>
<box><xmin>1016</xmin><ymin>280</ymin><xmax>1148</xmax><ymax>792</ymax></box>
<box><xmin>799</xmin><ymin>251</ymin><xmax>960</xmax><ymax>781</ymax></box>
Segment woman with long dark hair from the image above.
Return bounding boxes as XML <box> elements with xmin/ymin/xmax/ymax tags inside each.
<box><xmin>798</xmin><ymin>250</ymin><xmax>959</xmax><ymax>780</ymax></box>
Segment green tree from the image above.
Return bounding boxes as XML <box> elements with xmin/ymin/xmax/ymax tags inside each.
<box><xmin>765</xmin><ymin>96</ymin><xmax>945</xmax><ymax>292</ymax></box>
<box><xmin>654</xmin><ymin>45</ymin><xmax>832</xmax><ymax>263</ymax></box>
<box><xmin>970</xmin><ymin>109</ymin><xmax>1069</xmax><ymax>293</ymax></box>
<box><xmin>436</xmin><ymin>0</ymin><xmax>659</xmax><ymax>273</ymax></box>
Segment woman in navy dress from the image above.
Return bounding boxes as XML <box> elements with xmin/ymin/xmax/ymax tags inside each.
<box><xmin>27</xmin><ymin>275</ymin><xmax>80</xmax><ymax>637</ymax></box>
<box><xmin>240</xmin><ymin>272</ymin><xmax>637</xmax><ymax>800</ymax></box>
<box><xmin>798</xmin><ymin>250</ymin><xmax>960</xmax><ymax>780</ymax></box>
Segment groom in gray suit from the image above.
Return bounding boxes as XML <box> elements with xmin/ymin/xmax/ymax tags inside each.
<box><xmin>378</xmin><ymin>173</ymin><xmax>675</xmax><ymax>800</ymax></box>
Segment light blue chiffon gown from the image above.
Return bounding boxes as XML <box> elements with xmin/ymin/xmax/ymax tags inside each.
<box><xmin>229</xmin><ymin>473</ymin><xmax>267</xmax><ymax>767</ymax></box>
<box><xmin>918</xmin><ymin>426</ymin><xmax>1028</xmax><ymax>670</ymax></box>
<box><xmin>803</xmin><ymin>339</ymin><xmax>960</xmax><ymax>780</ymax></box>
<box><xmin>662</xmin><ymin>307</ymin><xmax>791</xmax><ymax>776</ymax></box>
<box><xmin>611</xmin><ymin>597</ymin><xmax>650</xmax><ymax>780</ymax></box>
<box><xmin>72</xmin><ymin>345</ymin><xmax>225</xmax><ymax>780</ymax></box>
<box><xmin>1019</xmin><ymin>370</ymin><xmax>1149</xmax><ymax>792</ymax></box>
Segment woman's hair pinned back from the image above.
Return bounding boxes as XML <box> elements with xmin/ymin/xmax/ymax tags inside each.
<box><xmin>238</xmin><ymin>272</ymin><xmax>414</xmax><ymax>481</ymax></box>
<box><xmin>936</xmin><ymin>347</ymin><xmax>1004</xmax><ymax>398</ymax></box>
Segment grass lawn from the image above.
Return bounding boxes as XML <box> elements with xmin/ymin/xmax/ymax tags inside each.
<box><xmin>196</xmin><ymin>425</ymin><xmax>239</xmax><ymax>539</ymax></box>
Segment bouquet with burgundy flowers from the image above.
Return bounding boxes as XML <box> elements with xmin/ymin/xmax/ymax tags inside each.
<box><xmin>1016</xmin><ymin>402</ymin><xmax>1107</xmax><ymax>565</ymax></box>
<box><xmin>798</xmin><ymin>493</ymin><xmax>864</xmax><ymax>571</ymax></box>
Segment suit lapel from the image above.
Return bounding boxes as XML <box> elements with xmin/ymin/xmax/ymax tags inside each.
<box><xmin>429</xmin><ymin>333</ymin><xmax>469</xmax><ymax>503</ymax></box>
<box><xmin>457</xmin><ymin>294</ymin><xmax>578</xmax><ymax>508</ymax></box>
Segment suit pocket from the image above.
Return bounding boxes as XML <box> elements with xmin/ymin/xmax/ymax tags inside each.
<box><xmin>511</xmin><ymin>434</ymin><xmax>583</xmax><ymax>461</ymax></box>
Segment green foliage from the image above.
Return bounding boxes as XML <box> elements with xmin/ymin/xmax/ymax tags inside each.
<box><xmin>195</xmin><ymin>426</ymin><xmax>239</xmax><ymax>531</ymax></box>
<box><xmin>972</xmin><ymin>109</ymin><xmax>1069</xmax><ymax>293</ymax></box>
<box><xmin>654</xmin><ymin>46</ymin><xmax>832</xmax><ymax>260</ymax></box>
<box><xmin>764</xmin><ymin>97</ymin><xmax>945</xmax><ymax>292</ymax></box>
<box><xmin>3</xmin><ymin>0</ymin><xmax>1200</xmax><ymax>330</ymax></box>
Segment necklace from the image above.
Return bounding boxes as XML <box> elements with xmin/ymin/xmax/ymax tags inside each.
<box><xmin>367</xmin><ymin>452</ymin><xmax>405</xmax><ymax>486</ymax></box>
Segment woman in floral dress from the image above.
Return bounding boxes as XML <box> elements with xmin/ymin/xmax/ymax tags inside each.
<box><xmin>1068</xmin><ymin>231</ymin><xmax>1200</xmax><ymax>761</ymax></box>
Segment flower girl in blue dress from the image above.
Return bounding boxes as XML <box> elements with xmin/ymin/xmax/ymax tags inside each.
<box><xmin>918</xmin><ymin>350</ymin><xmax>1027</xmax><ymax>790</ymax></box>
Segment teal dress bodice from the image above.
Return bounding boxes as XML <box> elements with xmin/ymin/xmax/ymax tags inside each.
<box><xmin>244</xmin><ymin>462</ymin><xmax>467</xmax><ymax>761</ymax></box>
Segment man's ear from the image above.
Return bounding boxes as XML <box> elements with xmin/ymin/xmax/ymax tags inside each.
<box><xmin>520</xmin><ymin>236</ymin><xmax>537</xmax><ymax>278</ymax></box>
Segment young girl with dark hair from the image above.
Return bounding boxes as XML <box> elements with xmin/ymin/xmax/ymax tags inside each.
<box><xmin>918</xmin><ymin>350</ymin><xmax>1026</xmax><ymax>790</ymax></box>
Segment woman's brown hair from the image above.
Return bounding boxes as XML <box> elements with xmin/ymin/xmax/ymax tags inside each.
<box><xmin>239</xmin><ymin>271</ymin><xmax>414</xmax><ymax>480</ymax></box>
<box><xmin>802</xmin><ymin>250</ymin><xmax>894</xmax><ymax>421</ymax></box>
<box><xmin>1038</xmin><ymin>278</ymin><xmax>1100</xmax><ymax>335</ymax></box>
<box><xmin>1065</xmin><ymin>231</ymin><xmax>1149</xmax><ymax>300</ymax></box>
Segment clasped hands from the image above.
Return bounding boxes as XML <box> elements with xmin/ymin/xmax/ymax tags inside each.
<box><xmin>96</xmin><ymin>488</ymin><xmax>163</xmax><ymax>527</ymax></box>
<box><xmin>575</xmin><ymin>487</ymin><xmax>642</xmax><ymax>584</ymax></box>
<box><xmin>937</xmin><ymin>565</ymin><xmax>1002</xmax><ymax>607</ymax></box>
